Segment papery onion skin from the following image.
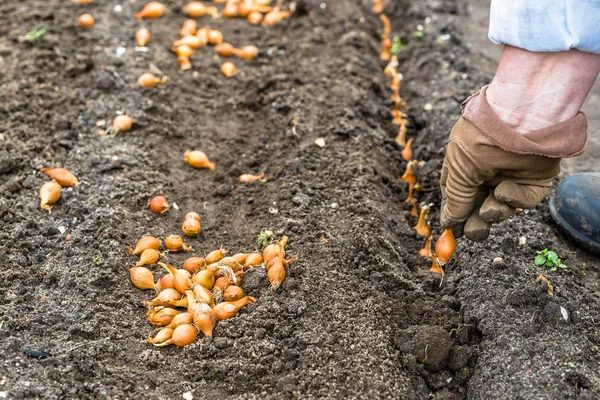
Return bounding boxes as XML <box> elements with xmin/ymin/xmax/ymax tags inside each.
<box><xmin>40</xmin><ymin>180</ymin><xmax>61</xmax><ymax>212</ymax></box>
<box><xmin>180</xmin><ymin>19</ymin><xmax>197</xmax><ymax>36</ymax></box>
<box><xmin>193</xmin><ymin>284</ymin><xmax>215</xmax><ymax>307</ymax></box>
<box><xmin>130</xmin><ymin>266</ymin><xmax>157</xmax><ymax>292</ymax></box>
<box><xmin>136</xmin><ymin>248</ymin><xmax>160</xmax><ymax>267</ymax></box>
<box><xmin>247</xmin><ymin>11</ymin><xmax>263</xmax><ymax>25</ymax></box>
<box><xmin>128</xmin><ymin>236</ymin><xmax>160</xmax><ymax>255</ymax></box>
<box><xmin>401</xmin><ymin>138</ymin><xmax>414</xmax><ymax>161</ymax></box>
<box><xmin>165</xmin><ymin>312</ymin><xmax>193</xmax><ymax>329</ymax></box>
<box><xmin>165</xmin><ymin>235</ymin><xmax>192</xmax><ymax>252</ymax></box>
<box><xmin>135</xmin><ymin>1</ymin><xmax>166</xmax><ymax>20</ymax></box>
<box><xmin>220</xmin><ymin>62</ymin><xmax>237</xmax><ymax>78</ymax></box>
<box><xmin>215</xmin><ymin>42</ymin><xmax>236</xmax><ymax>57</ymax></box>
<box><xmin>147</xmin><ymin>306</ymin><xmax>179</xmax><ymax>326</ymax></box>
<box><xmin>232</xmin><ymin>253</ymin><xmax>248</xmax><ymax>264</ymax></box>
<box><xmin>149</xmin><ymin>196</ymin><xmax>169</xmax><ymax>214</ymax></box>
<box><xmin>156</xmin><ymin>324</ymin><xmax>197</xmax><ymax>347</ymax></box>
<box><xmin>113</xmin><ymin>115</ymin><xmax>135</xmax><ymax>132</ymax></box>
<box><xmin>136</xmin><ymin>28</ymin><xmax>151</xmax><ymax>46</ymax></box>
<box><xmin>78</xmin><ymin>13</ymin><xmax>95</xmax><ymax>28</ymax></box>
<box><xmin>147</xmin><ymin>327</ymin><xmax>173</xmax><ymax>344</ymax></box>
<box><xmin>41</xmin><ymin>168</ymin><xmax>78</xmax><ymax>187</ymax></box>
<box><xmin>192</xmin><ymin>269</ymin><xmax>216</xmax><ymax>290</ymax></box>
<box><xmin>182</xmin><ymin>217</ymin><xmax>201</xmax><ymax>237</ymax></box>
<box><xmin>213</xmin><ymin>296</ymin><xmax>256</xmax><ymax>321</ymax></box>
<box><xmin>186</xmin><ymin>291</ymin><xmax>215</xmax><ymax>337</ymax></box>
<box><xmin>244</xmin><ymin>252</ymin><xmax>263</xmax><ymax>268</ymax></box>
<box><xmin>239</xmin><ymin>45</ymin><xmax>258</xmax><ymax>60</ymax></box>
<box><xmin>143</xmin><ymin>288</ymin><xmax>182</xmax><ymax>308</ymax></box>
<box><xmin>159</xmin><ymin>262</ymin><xmax>192</xmax><ymax>295</ymax></box>
<box><xmin>207</xmin><ymin>29</ymin><xmax>223</xmax><ymax>45</ymax></box>
<box><xmin>205</xmin><ymin>248</ymin><xmax>226</xmax><ymax>265</ymax></box>
<box><xmin>138</xmin><ymin>72</ymin><xmax>167</xmax><ymax>88</ymax></box>
<box><xmin>223</xmin><ymin>285</ymin><xmax>244</xmax><ymax>302</ymax></box>
<box><xmin>157</xmin><ymin>273</ymin><xmax>175</xmax><ymax>290</ymax></box>
<box><xmin>184</xmin><ymin>150</ymin><xmax>216</xmax><ymax>170</ymax></box>
<box><xmin>267</xmin><ymin>257</ymin><xmax>285</xmax><ymax>290</ymax></box>
<box><xmin>183</xmin><ymin>257</ymin><xmax>205</xmax><ymax>274</ymax></box>
<box><xmin>435</xmin><ymin>228</ymin><xmax>456</xmax><ymax>264</ymax></box>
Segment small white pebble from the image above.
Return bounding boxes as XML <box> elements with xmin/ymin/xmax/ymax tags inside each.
<box><xmin>560</xmin><ymin>306</ymin><xmax>569</xmax><ymax>322</ymax></box>
<box><xmin>114</xmin><ymin>4</ymin><xmax>123</xmax><ymax>13</ymax></box>
<box><xmin>182</xmin><ymin>392</ymin><xmax>193</xmax><ymax>400</ymax></box>
<box><xmin>172</xmin><ymin>202</ymin><xmax>179</xmax><ymax>210</ymax></box>
<box><xmin>319</xmin><ymin>2</ymin><xmax>326</xmax><ymax>9</ymax></box>
<box><xmin>95</xmin><ymin>120</ymin><xmax>106</xmax><ymax>127</ymax></box>
<box><xmin>134</xmin><ymin>47</ymin><xmax>149</xmax><ymax>53</ymax></box>
<box><xmin>116</xmin><ymin>46</ymin><xmax>127</xmax><ymax>57</ymax></box>
<box><xmin>424</xmin><ymin>17</ymin><xmax>432</xmax><ymax>25</ymax></box>
<box><xmin>111</xmin><ymin>155</ymin><xmax>119</xmax><ymax>161</ymax></box>
<box><xmin>439</xmin><ymin>34</ymin><xmax>451</xmax><ymax>41</ymax></box>
<box><xmin>314</xmin><ymin>137</ymin><xmax>326</xmax><ymax>148</ymax></box>
<box><xmin>331</xmin><ymin>203</ymin><xmax>339</xmax><ymax>209</ymax></box>
<box><xmin>461</xmin><ymin>73</ymin><xmax>468</xmax><ymax>79</ymax></box>
<box><xmin>519</xmin><ymin>236</ymin><xmax>526</xmax><ymax>245</ymax></box>
<box><xmin>493</xmin><ymin>257</ymin><xmax>503</xmax><ymax>264</ymax></box>
<box><xmin>423</xmin><ymin>103</ymin><xmax>433</xmax><ymax>111</ymax></box>
<box><xmin>58</xmin><ymin>226</ymin><xmax>67</xmax><ymax>234</ymax></box>
<box><xmin>268</xmin><ymin>207</ymin><xmax>278</xmax><ymax>214</ymax></box>
<box><xmin>417</xmin><ymin>24</ymin><xmax>424</xmax><ymax>31</ymax></box>
<box><xmin>397</xmin><ymin>72</ymin><xmax>404</xmax><ymax>81</ymax></box>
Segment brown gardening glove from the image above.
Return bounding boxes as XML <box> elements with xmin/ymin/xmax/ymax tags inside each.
<box><xmin>440</xmin><ymin>87</ymin><xmax>587</xmax><ymax>241</ymax></box>
<box><xmin>440</xmin><ymin>117</ymin><xmax>561</xmax><ymax>240</ymax></box>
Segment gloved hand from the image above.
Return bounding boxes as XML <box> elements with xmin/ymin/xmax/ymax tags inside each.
<box><xmin>439</xmin><ymin>86</ymin><xmax>587</xmax><ymax>241</ymax></box>
<box><xmin>440</xmin><ymin>117</ymin><xmax>561</xmax><ymax>241</ymax></box>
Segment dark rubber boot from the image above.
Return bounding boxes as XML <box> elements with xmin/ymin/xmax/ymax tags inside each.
<box><xmin>549</xmin><ymin>173</ymin><xmax>600</xmax><ymax>254</ymax></box>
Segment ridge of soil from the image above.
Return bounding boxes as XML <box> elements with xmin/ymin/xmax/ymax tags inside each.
<box><xmin>0</xmin><ymin>0</ymin><xmax>599</xmax><ymax>399</ymax></box>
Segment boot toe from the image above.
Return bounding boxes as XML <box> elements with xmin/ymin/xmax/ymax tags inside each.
<box><xmin>549</xmin><ymin>173</ymin><xmax>600</xmax><ymax>254</ymax></box>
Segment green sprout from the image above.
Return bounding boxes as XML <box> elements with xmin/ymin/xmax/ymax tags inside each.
<box><xmin>93</xmin><ymin>256</ymin><xmax>103</xmax><ymax>265</ymax></box>
<box><xmin>24</xmin><ymin>27</ymin><xmax>47</xmax><ymax>41</ymax></box>
<box><xmin>412</xmin><ymin>31</ymin><xmax>424</xmax><ymax>39</ymax></box>
<box><xmin>257</xmin><ymin>229</ymin><xmax>274</xmax><ymax>247</ymax></box>
<box><xmin>534</xmin><ymin>249</ymin><xmax>567</xmax><ymax>271</ymax></box>
<box><xmin>391</xmin><ymin>36</ymin><xmax>408</xmax><ymax>55</ymax></box>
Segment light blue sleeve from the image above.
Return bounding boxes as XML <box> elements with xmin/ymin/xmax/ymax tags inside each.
<box><xmin>488</xmin><ymin>0</ymin><xmax>600</xmax><ymax>54</ymax></box>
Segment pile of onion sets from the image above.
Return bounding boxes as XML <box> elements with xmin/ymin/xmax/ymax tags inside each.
<box><xmin>129</xmin><ymin>233</ymin><xmax>297</xmax><ymax>347</ymax></box>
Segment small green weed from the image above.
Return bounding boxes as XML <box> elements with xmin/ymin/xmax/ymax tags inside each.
<box><xmin>534</xmin><ymin>249</ymin><xmax>567</xmax><ymax>271</ymax></box>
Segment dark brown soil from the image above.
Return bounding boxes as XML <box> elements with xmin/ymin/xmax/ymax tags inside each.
<box><xmin>1</xmin><ymin>0</ymin><xmax>599</xmax><ymax>399</ymax></box>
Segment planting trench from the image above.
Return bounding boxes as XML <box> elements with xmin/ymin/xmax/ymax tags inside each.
<box><xmin>0</xmin><ymin>0</ymin><xmax>599</xmax><ymax>398</ymax></box>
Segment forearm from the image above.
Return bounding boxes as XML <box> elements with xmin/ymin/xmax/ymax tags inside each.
<box><xmin>486</xmin><ymin>47</ymin><xmax>600</xmax><ymax>135</ymax></box>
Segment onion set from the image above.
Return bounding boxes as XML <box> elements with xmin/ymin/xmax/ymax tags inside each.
<box><xmin>182</xmin><ymin>212</ymin><xmax>201</xmax><ymax>237</ymax></box>
<box><xmin>41</xmin><ymin>168</ymin><xmax>78</xmax><ymax>187</ymax></box>
<box><xmin>78</xmin><ymin>14</ymin><xmax>95</xmax><ymax>28</ymax></box>
<box><xmin>165</xmin><ymin>235</ymin><xmax>192</xmax><ymax>252</ymax></box>
<box><xmin>138</xmin><ymin>72</ymin><xmax>168</xmax><ymax>88</ymax></box>
<box><xmin>40</xmin><ymin>180</ymin><xmax>61</xmax><ymax>212</ymax></box>
<box><xmin>135</xmin><ymin>2</ymin><xmax>166</xmax><ymax>20</ymax></box>
<box><xmin>149</xmin><ymin>196</ymin><xmax>169</xmax><ymax>214</ymax></box>
<box><xmin>135</xmin><ymin>28</ymin><xmax>151</xmax><ymax>46</ymax></box>
<box><xmin>184</xmin><ymin>150</ymin><xmax>216</xmax><ymax>170</ymax></box>
<box><xmin>128</xmin><ymin>235</ymin><xmax>297</xmax><ymax>346</ymax></box>
<box><xmin>128</xmin><ymin>236</ymin><xmax>160</xmax><ymax>255</ymax></box>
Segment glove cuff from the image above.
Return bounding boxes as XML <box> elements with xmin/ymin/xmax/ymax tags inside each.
<box><xmin>461</xmin><ymin>85</ymin><xmax>587</xmax><ymax>158</ymax></box>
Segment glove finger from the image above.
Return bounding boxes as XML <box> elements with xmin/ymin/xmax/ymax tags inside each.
<box><xmin>440</xmin><ymin>148</ymin><xmax>485</xmax><ymax>228</ymax></box>
<box><xmin>479</xmin><ymin>193</ymin><xmax>517</xmax><ymax>223</ymax></box>
<box><xmin>464</xmin><ymin>188</ymin><xmax>492</xmax><ymax>241</ymax></box>
<box><xmin>494</xmin><ymin>181</ymin><xmax>551</xmax><ymax>209</ymax></box>
<box><xmin>440</xmin><ymin>163</ymin><xmax>464</xmax><ymax>238</ymax></box>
